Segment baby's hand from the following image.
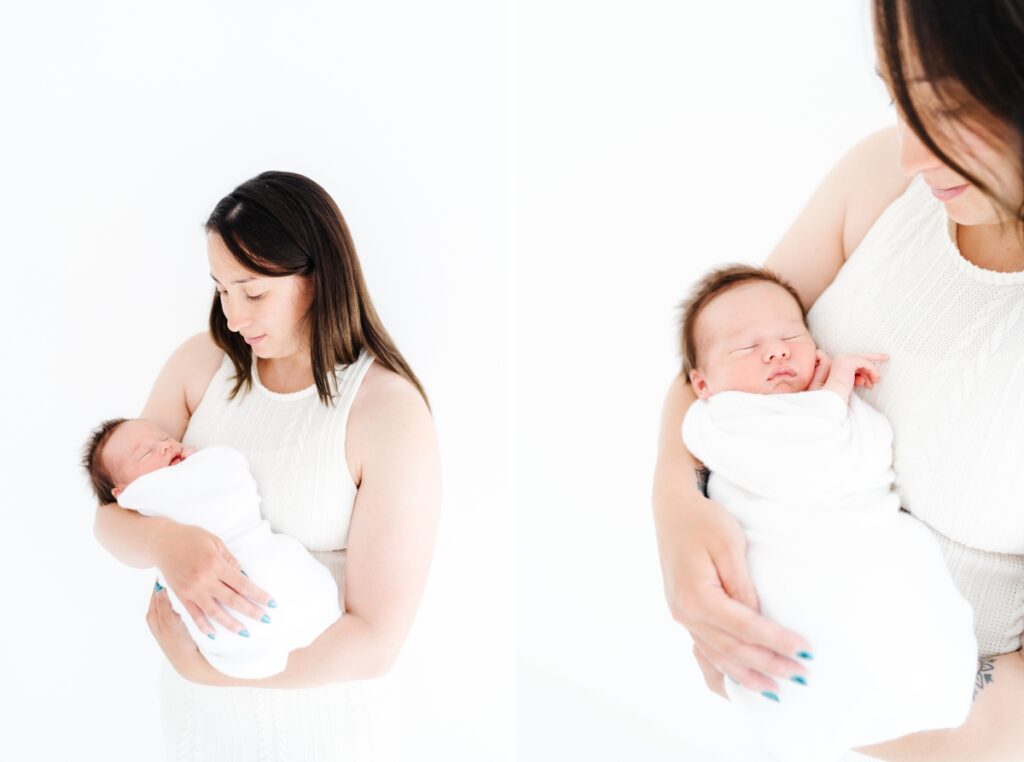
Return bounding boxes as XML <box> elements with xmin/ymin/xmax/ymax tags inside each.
<box><xmin>824</xmin><ymin>352</ymin><xmax>889</xmax><ymax>402</ymax></box>
<box><xmin>807</xmin><ymin>349</ymin><xmax>832</xmax><ymax>391</ymax></box>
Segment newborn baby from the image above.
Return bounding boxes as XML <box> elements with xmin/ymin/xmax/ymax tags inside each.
<box><xmin>83</xmin><ymin>418</ymin><xmax>341</xmax><ymax>679</ymax></box>
<box><xmin>679</xmin><ymin>265</ymin><xmax>977</xmax><ymax>762</ymax></box>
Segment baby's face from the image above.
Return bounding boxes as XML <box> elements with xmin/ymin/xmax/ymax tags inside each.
<box><xmin>690</xmin><ymin>281</ymin><xmax>818</xmax><ymax>399</ymax></box>
<box><xmin>105</xmin><ymin>419</ymin><xmax>195</xmax><ymax>499</ymax></box>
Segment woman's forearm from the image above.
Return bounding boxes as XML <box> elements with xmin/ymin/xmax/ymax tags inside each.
<box><xmin>856</xmin><ymin>651</ymin><xmax>1024</xmax><ymax>762</ymax></box>
<box><xmin>93</xmin><ymin>501</ymin><xmax>169</xmax><ymax>569</ymax></box>
<box><xmin>652</xmin><ymin>375</ymin><xmax>706</xmax><ymax>533</ymax></box>
<box><xmin>200</xmin><ymin>611</ymin><xmax>400</xmax><ymax>688</ymax></box>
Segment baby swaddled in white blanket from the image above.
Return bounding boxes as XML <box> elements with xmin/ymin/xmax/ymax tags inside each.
<box><xmin>677</xmin><ymin>266</ymin><xmax>977</xmax><ymax>762</ymax></box>
<box><xmin>84</xmin><ymin>417</ymin><xmax>341</xmax><ymax>679</ymax></box>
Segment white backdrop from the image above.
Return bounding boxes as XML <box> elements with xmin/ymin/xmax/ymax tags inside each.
<box><xmin>513</xmin><ymin>1</ymin><xmax>892</xmax><ymax>759</ymax></box>
<box><xmin>0</xmin><ymin>2</ymin><xmax>509</xmax><ymax>760</ymax></box>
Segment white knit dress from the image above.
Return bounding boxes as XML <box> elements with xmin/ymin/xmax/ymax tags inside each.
<box><xmin>807</xmin><ymin>173</ymin><xmax>1024</xmax><ymax>659</ymax></box>
<box><xmin>158</xmin><ymin>350</ymin><xmax>391</xmax><ymax>761</ymax></box>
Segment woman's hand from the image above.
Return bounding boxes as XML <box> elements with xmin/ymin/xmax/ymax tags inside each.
<box><xmin>654</xmin><ymin>375</ymin><xmax>813</xmax><ymax>695</ymax></box>
<box><xmin>146</xmin><ymin>583</ymin><xmax>217</xmax><ymax>684</ymax></box>
<box><xmin>152</xmin><ymin>522</ymin><xmax>274</xmax><ymax>636</ymax></box>
<box><xmin>659</xmin><ymin>495</ymin><xmax>812</xmax><ymax>693</ymax></box>
<box><xmin>693</xmin><ymin>641</ymin><xmax>728</xmax><ymax>698</ymax></box>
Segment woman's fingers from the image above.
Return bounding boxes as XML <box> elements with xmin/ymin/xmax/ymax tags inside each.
<box><xmin>691</xmin><ymin>640</ymin><xmax>727</xmax><ymax>698</ymax></box>
<box><xmin>148</xmin><ymin>584</ymin><xmax>177</xmax><ymax>634</ymax></box>
<box><xmin>223</xmin><ymin>566</ymin><xmax>275</xmax><ymax>610</ymax></box>
<box><xmin>197</xmin><ymin>591</ymin><xmax>252</xmax><ymax>636</ymax></box>
<box><xmin>712</xmin><ymin>539</ymin><xmax>760</xmax><ymax>613</ymax></box>
<box><xmin>701</xmin><ymin>592</ymin><xmax>813</xmax><ymax>673</ymax></box>
<box><xmin>182</xmin><ymin>600</ymin><xmax>215</xmax><ymax>638</ymax></box>
<box><xmin>219</xmin><ymin>585</ymin><xmax>271</xmax><ymax>623</ymax></box>
<box><xmin>692</xmin><ymin>635</ymin><xmax>777</xmax><ymax>694</ymax></box>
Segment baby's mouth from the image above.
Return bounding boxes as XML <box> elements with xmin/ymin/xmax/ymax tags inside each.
<box><xmin>768</xmin><ymin>368</ymin><xmax>797</xmax><ymax>381</ymax></box>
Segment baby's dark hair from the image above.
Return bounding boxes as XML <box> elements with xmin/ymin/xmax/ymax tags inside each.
<box><xmin>81</xmin><ymin>417</ymin><xmax>129</xmax><ymax>505</ymax></box>
<box><xmin>679</xmin><ymin>264</ymin><xmax>806</xmax><ymax>377</ymax></box>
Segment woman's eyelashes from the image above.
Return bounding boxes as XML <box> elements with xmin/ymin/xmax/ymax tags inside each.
<box><xmin>216</xmin><ymin>290</ymin><xmax>265</xmax><ymax>302</ymax></box>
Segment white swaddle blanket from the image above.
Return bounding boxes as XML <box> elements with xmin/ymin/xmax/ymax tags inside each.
<box><xmin>117</xmin><ymin>445</ymin><xmax>342</xmax><ymax>679</ymax></box>
<box><xmin>683</xmin><ymin>390</ymin><xmax>977</xmax><ymax>762</ymax></box>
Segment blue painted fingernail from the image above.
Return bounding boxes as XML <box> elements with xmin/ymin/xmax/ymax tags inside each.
<box><xmin>261</xmin><ymin>615</ymin><xmax>271</xmax><ymax>624</ymax></box>
<box><xmin>154</xmin><ymin>581</ymin><xmax>164</xmax><ymax>592</ymax></box>
<box><xmin>728</xmin><ymin>676</ymin><xmax>739</xmax><ymax>685</ymax></box>
<box><xmin>239</xmin><ymin>629</ymin><xmax>250</xmax><ymax>638</ymax></box>
<box><xmin>207</xmin><ymin>632</ymin><xmax>216</xmax><ymax>640</ymax></box>
<box><xmin>796</xmin><ymin>651</ymin><xmax>814</xmax><ymax>660</ymax></box>
<box><xmin>268</xmin><ymin>599</ymin><xmax>277</xmax><ymax>608</ymax></box>
<box><xmin>791</xmin><ymin>676</ymin><xmax>807</xmax><ymax>686</ymax></box>
<box><xmin>240</xmin><ymin>569</ymin><xmax>248</xmax><ymax>577</ymax></box>
<box><xmin>761</xmin><ymin>691</ymin><xmax>780</xmax><ymax>702</ymax></box>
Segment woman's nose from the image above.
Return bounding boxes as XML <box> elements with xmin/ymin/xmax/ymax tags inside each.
<box><xmin>896</xmin><ymin>116</ymin><xmax>943</xmax><ymax>177</ymax></box>
<box><xmin>223</xmin><ymin>301</ymin><xmax>252</xmax><ymax>333</ymax></box>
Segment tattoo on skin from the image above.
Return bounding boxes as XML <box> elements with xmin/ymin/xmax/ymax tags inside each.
<box><xmin>973</xmin><ymin>656</ymin><xmax>995</xmax><ymax>700</ymax></box>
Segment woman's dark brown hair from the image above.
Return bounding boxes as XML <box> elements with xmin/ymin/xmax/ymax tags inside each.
<box><xmin>679</xmin><ymin>264</ymin><xmax>805</xmax><ymax>378</ymax></box>
<box><xmin>873</xmin><ymin>0</ymin><xmax>1024</xmax><ymax>227</ymax></box>
<box><xmin>205</xmin><ymin>171</ymin><xmax>428</xmax><ymax>408</ymax></box>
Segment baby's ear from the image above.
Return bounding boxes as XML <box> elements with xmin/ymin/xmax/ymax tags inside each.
<box><xmin>689</xmin><ymin>369</ymin><xmax>711</xmax><ymax>400</ymax></box>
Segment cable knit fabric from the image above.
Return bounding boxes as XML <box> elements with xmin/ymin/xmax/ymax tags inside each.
<box><xmin>157</xmin><ymin>350</ymin><xmax>391</xmax><ymax>761</ymax></box>
<box><xmin>807</xmin><ymin>173</ymin><xmax>1024</xmax><ymax>657</ymax></box>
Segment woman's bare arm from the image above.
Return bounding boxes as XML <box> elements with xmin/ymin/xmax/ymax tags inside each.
<box><xmin>653</xmin><ymin>126</ymin><xmax>909</xmax><ymax>688</ymax></box>
<box><xmin>856</xmin><ymin>651</ymin><xmax>1024</xmax><ymax>762</ymax></box>
<box><xmin>193</xmin><ymin>368</ymin><xmax>442</xmax><ymax>687</ymax></box>
<box><xmin>653</xmin><ymin>376</ymin><xmax>812</xmax><ymax>693</ymax></box>
<box><xmin>93</xmin><ymin>332</ymin><xmax>269</xmax><ymax>632</ymax></box>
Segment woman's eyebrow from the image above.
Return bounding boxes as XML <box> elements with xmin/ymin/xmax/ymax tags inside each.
<box><xmin>209</xmin><ymin>274</ymin><xmax>259</xmax><ymax>285</ymax></box>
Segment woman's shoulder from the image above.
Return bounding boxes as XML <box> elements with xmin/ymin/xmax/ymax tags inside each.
<box><xmin>839</xmin><ymin>126</ymin><xmax>913</xmax><ymax>260</ymax></box>
<box><xmin>170</xmin><ymin>332</ymin><xmax>225</xmax><ymax>415</ymax></box>
<box><xmin>344</xmin><ymin>359</ymin><xmax>436</xmax><ymax>482</ymax></box>
<box><xmin>140</xmin><ymin>331</ymin><xmax>224</xmax><ymax>439</ymax></box>
<box><xmin>764</xmin><ymin>126</ymin><xmax>912</xmax><ymax>309</ymax></box>
<box><xmin>351</xmin><ymin>361</ymin><xmax>430</xmax><ymax>422</ymax></box>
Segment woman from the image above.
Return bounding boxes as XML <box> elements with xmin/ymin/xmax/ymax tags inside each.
<box><xmin>653</xmin><ymin>2</ymin><xmax>1024</xmax><ymax>759</ymax></box>
<box><xmin>94</xmin><ymin>171</ymin><xmax>441</xmax><ymax>760</ymax></box>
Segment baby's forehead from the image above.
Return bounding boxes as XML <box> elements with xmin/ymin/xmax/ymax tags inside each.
<box><xmin>702</xmin><ymin>285</ymin><xmax>803</xmax><ymax>331</ymax></box>
<box><xmin>107</xmin><ymin>420</ymin><xmax>157</xmax><ymax>456</ymax></box>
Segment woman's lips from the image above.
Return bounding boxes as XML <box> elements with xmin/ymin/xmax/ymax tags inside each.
<box><xmin>244</xmin><ymin>334</ymin><xmax>265</xmax><ymax>345</ymax></box>
<box><xmin>930</xmin><ymin>183</ymin><xmax>969</xmax><ymax>202</ymax></box>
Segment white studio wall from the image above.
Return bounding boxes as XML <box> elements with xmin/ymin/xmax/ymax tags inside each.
<box><xmin>1</xmin><ymin>2</ymin><xmax>509</xmax><ymax>760</ymax></box>
<box><xmin>513</xmin><ymin>1</ymin><xmax>891</xmax><ymax>759</ymax></box>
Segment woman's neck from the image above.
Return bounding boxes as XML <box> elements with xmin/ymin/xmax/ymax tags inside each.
<box><xmin>957</xmin><ymin>220</ymin><xmax>1024</xmax><ymax>274</ymax></box>
<box><xmin>257</xmin><ymin>353</ymin><xmax>315</xmax><ymax>394</ymax></box>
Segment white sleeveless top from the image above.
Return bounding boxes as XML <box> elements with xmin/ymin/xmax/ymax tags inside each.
<box><xmin>159</xmin><ymin>349</ymin><xmax>391</xmax><ymax>762</ymax></box>
<box><xmin>182</xmin><ymin>350</ymin><xmax>374</xmax><ymax>551</ymax></box>
<box><xmin>807</xmin><ymin>174</ymin><xmax>1024</xmax><ymax>555</ymax></box>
